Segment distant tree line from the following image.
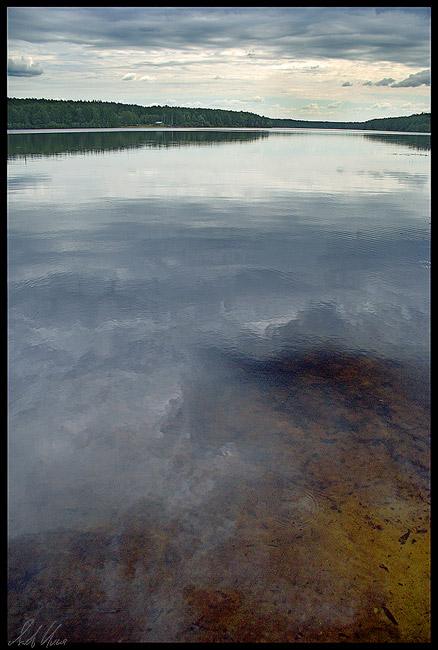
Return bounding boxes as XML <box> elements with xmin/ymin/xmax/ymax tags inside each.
<box><xmin>355</xmin><ymin>113</ymin><xmax>430</xmax><ymax>133</ymax></box>
<box><xmin>7</xmin><ymin>98</ymin><xmax>270</xmax><ymax>129</ymax></box>
<box><xmin>7</xmin><ymin>97</ymin><xmax>430</xmax><ymax>133</ymax></box>
<box><xmin>270</xmin><ymin>113</ymin><xmax>431</xmax><ymax>133</ymax></box>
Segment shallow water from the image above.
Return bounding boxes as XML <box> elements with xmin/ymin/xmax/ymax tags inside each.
<box><xmin>8</xmin><ymin>128</ymin><xmax>430</xmax><ymax>642</ymax></box>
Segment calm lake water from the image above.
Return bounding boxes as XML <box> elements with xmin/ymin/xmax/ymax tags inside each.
<box><xmin>7</xmin><ymin>128</ymin><xmax>430</xmax><ymax>642</ymax></box>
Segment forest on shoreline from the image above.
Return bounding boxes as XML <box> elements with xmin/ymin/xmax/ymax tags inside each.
<box><xmin>7</xmin><ymin>97</ymin><xmax>431</xmax><ymax>133</ymax></box>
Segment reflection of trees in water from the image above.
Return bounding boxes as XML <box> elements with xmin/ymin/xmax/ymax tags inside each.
<box><xmin>364</xmin><ymin>133</ymin><xmax>430</xmax><ymax>152</ymax></box>
<box><xmin>7</xmin><ymin>130</ymin><xmax>270</xmax><ymax>160</ymax></box>
<box><xmin>8</xmin><ymin>129</ymin><xmax>430</xmax><ymax>161</ymax></box>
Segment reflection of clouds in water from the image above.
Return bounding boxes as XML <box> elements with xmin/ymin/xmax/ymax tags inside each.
<box><xmin>357</xmin><ymin>169</ymin><xmax>429</xmax><ymax>188</ymax></box>
<box><xmin>269</xmin><ymin>301</ymin><xmax>429</xmax><ymax>361</ymax></box>
<box><xmin>8</xmin><ymin>173</ymin><xmax>429</xmax><ymax>537</ymax></box>
<box><xmin>7</xmin><ymin>173</ymin><xmax>52</xmax><ymax>192</ymax></box>
<box><xmin>7</xmin><ymin>133</ymin><xmax>430</xmax><ymax>642</ymax></box>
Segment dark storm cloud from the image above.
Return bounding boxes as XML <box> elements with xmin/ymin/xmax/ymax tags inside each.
<box><xmin>7</xmin><ymin>6</ymin><xmax>430</xmax><ymax>67</ymax></box>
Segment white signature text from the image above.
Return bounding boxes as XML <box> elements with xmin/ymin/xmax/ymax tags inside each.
<box><xmin>9</xmin><ymin>619</ymin><xmax>67</xmax><ymax>648</ymax></box>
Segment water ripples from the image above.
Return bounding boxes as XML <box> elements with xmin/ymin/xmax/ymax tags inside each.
<box><xmin>252</xmin><ymin>486</ymin><xmax>321</xmax><ymax>534</ymax></box>
<box><xmin>275</xmin><ymin>488</ymin><xmax>320</xmax><ymax>532</ymax></box>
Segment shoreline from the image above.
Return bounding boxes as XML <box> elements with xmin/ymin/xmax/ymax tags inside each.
<box><xmin>8</xmin><ymin>126</ymin><xmax>431</xmax><ymax>136</ymax></box>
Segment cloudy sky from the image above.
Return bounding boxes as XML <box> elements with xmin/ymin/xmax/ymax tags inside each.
<box><xmin>7</xmin><ymin>6</ymin><xmax>431</xmax><ymax>121</ymax></box>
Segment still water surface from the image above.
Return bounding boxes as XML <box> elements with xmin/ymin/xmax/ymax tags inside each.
<box><xmin>8</xmin><ymin>129</ymin><xmax>430</xmax><ymax>642</ymax></box>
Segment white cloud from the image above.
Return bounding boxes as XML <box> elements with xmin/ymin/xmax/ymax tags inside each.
<box><xmin>300</xmin><ymin>102</ymin><xmax>320</xmax><ymax>113</ymax></box>
<box><xmin>371</xmin><ymin>102</ymin><xmax>393</xmax><ymax>110</ymax></box>
<box><xmin>8</xmin><ymin>56</ymin><xmax>43</xmax><ymax>77</ymax></box>
<box><xmin>121</xmin><ymin>73</ymin><xmax>136</xmax><ymax>81</ymax></box>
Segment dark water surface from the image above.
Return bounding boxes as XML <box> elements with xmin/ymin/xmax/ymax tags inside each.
<box><xmin>8</xmin><ymin>129</ymin><xmax>430</xmax><ymax>642</ymax></box>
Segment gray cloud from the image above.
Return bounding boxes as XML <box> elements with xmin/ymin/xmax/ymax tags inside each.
<box><xmin>375</xmin><ymin>77</ymin><xmax>395</xmax><ymax>86</ymax></box>
<box><xmin>342</xmin><ymin>81</ymin><xmax>353</xmax><ymax>87</ymax></box>
<box><xmin>363</xmin><ymin>77</ymin><xmax>395</xmax><ymax>87</ymax></box>
<box><xmin>7</xmin><ymin>7</ymin><xmax>431</xmax><ymax>67</ymax></box>
<box><xmin>363</xmin><ymin>72</ymin><xmax>428</xmax><ymax>88</ymax></box>
<box><xmin>391</xmin><ymin>69</ymin><xmax>430</xmax><ymax>87</ymax></box>
<box><xmin>7</xmin><ymin>56</ymin><xmax>43</xmax><ymax>77</ymax></box>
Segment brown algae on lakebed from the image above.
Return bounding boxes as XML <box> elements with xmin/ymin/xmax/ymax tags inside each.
<box><xmin>8</xmin><ymin>349</ymin><xmax>430</xmax><ymax>643</ymax></box>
